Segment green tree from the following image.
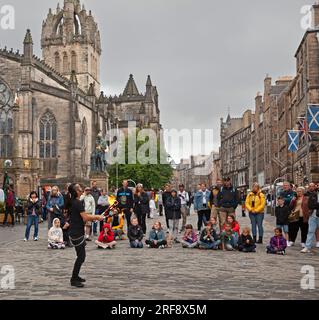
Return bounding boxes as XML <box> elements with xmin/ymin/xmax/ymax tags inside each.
<box><xmin>108</xmin><ymin>132</ymin><xmax>173</xmax><ymax>189</ymax></box>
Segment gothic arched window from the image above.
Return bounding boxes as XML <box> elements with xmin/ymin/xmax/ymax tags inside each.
<box><xmin>63</xmin><ymin>52</ymin><xmax>69</xmax><ymax>74</ymax></box>
<box><xmin>54</xmin><ymin>52</ymin><xmax>60</xmax><ymax>73</ymax></box>
<box><xmin>0</xmin><ymin>79</ymin><xmax>14</xmax><ymax>158</ymax></box>
<box><xmin>71</xmin><ymin>51</ymin><xmax>77</xmax><ymax>73</ymax></box>
<box><xmin>39</xmin><ymin>111</ymin><xmax>57</xmax><ymax>159</ymax></box>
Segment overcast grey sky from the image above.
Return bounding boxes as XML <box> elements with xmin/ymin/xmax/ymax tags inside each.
<box><xmin>0</xmin><ymin>0</ymin><xmax>310</xmax><ymax>161</ymax></box>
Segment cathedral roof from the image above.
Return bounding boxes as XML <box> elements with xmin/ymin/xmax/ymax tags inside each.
<box><xmin>123</xmin><ymin>74</ymin><xmax>140</xmax><ymax>97</ymax></box>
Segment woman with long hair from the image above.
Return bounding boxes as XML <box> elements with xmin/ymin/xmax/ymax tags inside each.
<box><xmin>245</xmin><ymin>183</ymin><xmax>266</xmax><ymax>244</ymax></box>
<box><xmin>133</xmin><ymin>183</ymin><xmax>150</xmax><ymax>235</ymax></box>
<box><xmin>68</xmin><ymin>183</ymin><xmax>104</xmax><ymax>288</ymax></box>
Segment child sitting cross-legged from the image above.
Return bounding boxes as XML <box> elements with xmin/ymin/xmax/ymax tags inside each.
<box><xmin>48</xmin><ymin>218</ymin><xmax>65</xmax><ymax>249</ymax></box>
<box><xmin>95</xmin><ymin>223</ymin><xmax>117</xmax><ymax>249</ymax></box>
<box><xmin>145</xmin><ymin>221</ymin><xmax>167</xmax><ymax>249</ymax></box>
<box><xmin>221</xmin><ymin>223</ymin><xmax>238</xmax><ymax>251</ymax></box>
<box><xmin>107</xmin><ymin>208</ymin><xmax>126</xmax><ymax>240</ymax></box>
<box><xmin>238</xmin><ymin>227</ymin><xmax>256</xmax><ymax>252</ymax></box>
<box><xmin>209</xmin><ymin>216</ymin><xmax>220</xmax><ymax>236</ymax></box>
<box><xmin>199</xmin><ymin>222</ymin><xmax>220</xmax><ymax>250</ymax></box>
<box><xmin>181</xmin><ymin>224</ymin><xmax>198</xmax><ymax>248</ymax></box>
<box><xmin>266</xmin><ymin>227</ymin><xmax>287</xmax><ymax>255</ymax></box>
<box><xmin>128</xmin><ymin>217</ymin><xmax>144</xmax><ymax>248</ymax></box>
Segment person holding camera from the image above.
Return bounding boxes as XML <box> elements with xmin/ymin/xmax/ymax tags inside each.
<box><xmin>24</xmin><ymin>191</ymin><xmax>41</xmax><ymax>241</ymax></box>
<box><xmin>301</xmin><ymin>182</ymin><xmax>319</xmax><ymax>253</ymax></box>
<box><xmin>194</xmin><ymin>183</ymin><xmax>211</xmax><ymax>233</ymax></box>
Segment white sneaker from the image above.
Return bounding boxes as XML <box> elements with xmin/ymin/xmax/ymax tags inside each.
<box><xmin>287</xmin><ymin>241</ymin><xmax>294</xmax><ymax>247</ymax></box>
<box><xmin>24</xmin><ymin>238</ymin><xmax>28</xmax><ymax>242</ymax></box>
<box><xmin>316</xmin><ymin>242</ymin><xmax>319</xmax><ymax>248</ymax></box>
<box><xmin>301</xmin><ymin>247</ymin><xmax>311</xmax><ymax>253</ymax></box>
<box><xmin>34</xmin><ymin>237</ymin><xmax>38</xmax><ymax>241</ymax></box>
<box><xmin>301</xmin><ymin>243</ymin><xmax>306</xmax><ymax>248</ymax></box>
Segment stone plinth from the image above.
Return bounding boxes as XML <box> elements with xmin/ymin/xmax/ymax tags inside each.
<box><xmin>90</xmin><ymin>171</ymin><xmax>109</xmax><ymax>192</ymax></box>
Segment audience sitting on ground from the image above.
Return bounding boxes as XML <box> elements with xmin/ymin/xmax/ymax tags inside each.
<box><xmin>266</xmin><ymin>227</ymin><xmax>287</xmax><ymax>255</ymax></box>
<box><xmin>48</xmin><ymin>218</ymin><xmax>65</xmax><ymax>249</ymax></box>
<box><xmin>221</xmin><ymin>223</ymin><xmax>238</xmax><ymax>251</ymax></box>
<box><xmin>128</xmin><ymin>217</ymin><xmax>144</xmax><ymax>248</ymax></box>
<box><xmin>238</xmin><ymin>227</ymin><xmax>256</xmax><ymax>252</ymax></box>
<box><xmin>95</xmin><ymin>223</ymin><xmax>116</xmax><ymax>249</ymax></box>
<box><xmin>107</xmin><ymin>208</ymin><xmax>125</xmax><ymax>240</ymax></box>
<box><xmin>145</xmin><ymin>221</ymin><xmax>167</xmax><ymax>249</ymax></box>
<box><xmin>181</xmin><ymin>224</ymin><xmax>198</xmax><ymax>248</ymax></box>
<box><xmin>199</xmin><ymin>222</ymin><xmax>221</xmax><ymax>250</ymax></box>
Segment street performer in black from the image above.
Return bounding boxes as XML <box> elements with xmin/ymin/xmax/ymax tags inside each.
<box><xmin>68</xmin><ymin>183</ymin><xmax>104</xmax><ymax>288</ymax></box>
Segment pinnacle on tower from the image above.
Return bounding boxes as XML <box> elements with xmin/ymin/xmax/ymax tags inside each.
<box><xmin>123</xmin><ymin>74</ymin><xmax>140</xmax><ymax>96</ymax></box>
<box><xmin>24</xmin><ymin>29</ymin><xmax>33</xmax><ymax>44</ymax></box>
<box><xmin>146</xmin><ymin>75</ymin><xmax>152</xmax><ymax>87</ymax></box>
<box><xmin>145</xmin><ymin>75</ymin><xmax>153</xmax><ymax>102</ymax></box>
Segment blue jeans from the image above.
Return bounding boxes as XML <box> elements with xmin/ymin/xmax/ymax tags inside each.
<box><xmin>25</xmin><ymin>215</ymin><xmax>39</xmax><ymax>240</ymax></box>
<box><xmin>199</xmin><ymin>240</ymin><xmax>220</xmax><ymax>249</ymax></box>
<box><xmin>249</xmin><ymin>213</ymin><xmax>264</xmax><ymax>238</ymax></box>
<box><xmin>223</xmin><ymin>235</ymin><xmax>238</xmax><ymax>249</ymax></box>
<box><xmin>305</xmin><ymin>215</ymin><xmax>319</xmax><ymax>249</ymax></box>
<box><xmin>42</xmin><ymin>207</ymin><xmax>47</xmax><ymax>220</ymax></box>
<box><xmin>130</xmin><ymin>240</ymin><xmax>143</xmax><ymax>248</ymax></box>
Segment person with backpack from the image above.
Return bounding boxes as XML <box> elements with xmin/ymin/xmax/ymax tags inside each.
<box><xmin>210</xmin><ymin>179</ymin><xmax>224</xmax><ymax>229</ymax></box>
<box><xmin>217</xmin><ymin>178</ymin><xmax>239</xmax><ymax>217</ymax></box>
<box><xmin>245</xmin><ymin>183</ymin><xmax>266</xmax><ymax>244</ymax></box>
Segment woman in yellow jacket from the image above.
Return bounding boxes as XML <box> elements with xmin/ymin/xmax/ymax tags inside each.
<box><xmin>245</xmin><ymin>183</ymin><xmax>266</xmax><ymax>244</ymax></box>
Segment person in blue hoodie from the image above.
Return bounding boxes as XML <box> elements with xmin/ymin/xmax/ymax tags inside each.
<box><xmin>145</xmin><ymin>221</ymin><xmax>167</xmax><ymax>248</ymax></box>
<box><xmin>194</xmin><ymin>183</ymin><xmax>211</xmax><ymax>233</ymax></box>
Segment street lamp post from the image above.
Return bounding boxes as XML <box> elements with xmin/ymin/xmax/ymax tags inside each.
<box><xmin>127</xmin><ymin>179</ymin><xmax>137</xmax><ymax>189</ymax></box>
<box><xmin>114</xmin><ymin>117</ymin><xmax>120</xmax><ymax>190</ymax></box>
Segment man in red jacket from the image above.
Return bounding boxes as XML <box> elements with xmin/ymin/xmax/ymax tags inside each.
<box><xmin>3</xmin><ymin>187</ymin><xmax>15</xmax><ymax>227</ymax></box>
<box><xmin>95</xmin><ymin>223</ymin><xmax>116</xmax><ymax>249</ymax></box>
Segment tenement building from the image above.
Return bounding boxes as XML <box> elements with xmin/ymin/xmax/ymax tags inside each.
<box><xmin>0</xmin><ymin>0</ymin><xmax>162</xmax><ymax>196</ymax></box>
<box><xmin>220</xmin><ymin>110</ymin><xmax>253</xmax><ymax>190</ymax></box>
<box><xmin>220</xmin><ymin>3</ymin><xmax>319</xmax><ymax>188</ymax></box>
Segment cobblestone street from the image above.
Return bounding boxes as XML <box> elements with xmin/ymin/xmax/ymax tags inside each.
<box><xmin>0</xmin><ymin>209</ymin><xmax>318</xmax><ymax>300</ymax></box>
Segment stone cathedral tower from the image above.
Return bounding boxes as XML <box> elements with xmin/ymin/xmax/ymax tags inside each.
<box><xmin>41</xmin><ymin>0</ymin><xmax>101</xmax><ymax>96</ymax></box>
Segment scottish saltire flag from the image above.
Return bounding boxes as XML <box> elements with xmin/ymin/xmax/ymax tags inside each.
<box><xmin>307</xmin><ymin>105</ymin><xmax>319</xmax><ymax>131</ymax></box>
<box><xmin>288</xmin><ymin>131</ymin><xmax>299</xmax><ymax>153</ymax></box>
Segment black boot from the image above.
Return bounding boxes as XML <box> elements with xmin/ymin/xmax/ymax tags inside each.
<box><xmin>253</xmin><ymin>236</ymin><xmax>257</xmax><ymax>243</ymax></box>
<box><xmin>70</xmin><ymin>279</ymin><xmax>84</xmax><ymax>288</ymax></box>
<box><xmin>257</xmin><ymin>237</ymin><xmax>263</xmax><ymax>244</ymax></box>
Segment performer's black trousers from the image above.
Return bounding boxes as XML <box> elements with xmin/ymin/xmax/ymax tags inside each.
<box><xmin>71</xmin><ymin>237</ymin><xmax>86</xmax><ymax>280</ymax></box>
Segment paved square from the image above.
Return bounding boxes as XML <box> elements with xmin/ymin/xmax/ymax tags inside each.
<box><xmin>0</xmin><ymin>209</ymin><xmax>318</xmax><ymax>300</ymax></box>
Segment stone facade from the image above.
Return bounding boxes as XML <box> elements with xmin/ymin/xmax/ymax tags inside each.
<box><xmin>175</xmin><ymin>152</ymin><xmax>219</xmax><ymax>192</ymax></box>
<box><xmin>218</xmin><ymin>3</ymin><xmax>319</xmax><ymax>188</ymax></box>
<box><xmin>0</xmin><ymin>0</ymin><xmax>161</xmax><ymax>197</ymax></box>
<box><xmin>220</xmin><ymin>110</ymin><xmax>252</xmax><ymax>189</ymax></box>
